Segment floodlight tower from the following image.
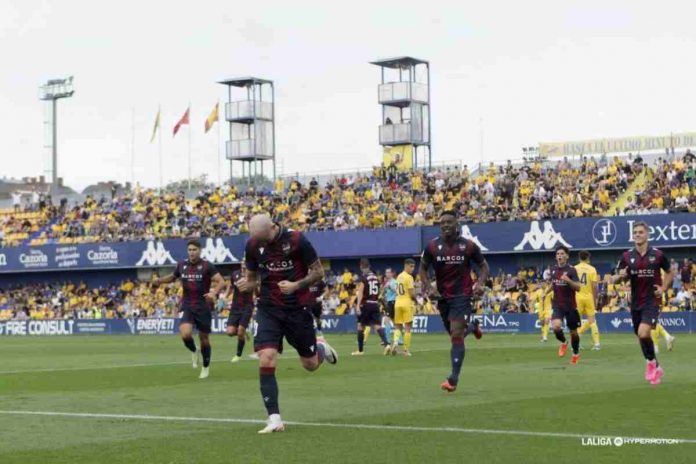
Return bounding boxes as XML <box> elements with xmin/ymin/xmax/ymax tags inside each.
<box><xmin>217</xmin><ymin>77</ymin><xmax>275</xmax><ymax>183</ymax></box>
<box><xmin>39</xmin><ymin>76</ymin><xmax>75</xmax><ymax>194</ymax></box>
<box><xmin>370</xmin><ymin>57</ymin><xmax>431</xmax><ymax>170</ymax></box>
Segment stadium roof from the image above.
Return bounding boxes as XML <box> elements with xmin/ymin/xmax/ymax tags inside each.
<box><xmin>217</xmin><ymin>77</ymin><xmax>274</xmax><ymax>87</ymax></box>
<box><xmin>369</xmin><ymin>56</ymin><xmax>429</xmax><ymax>68</ymax></box>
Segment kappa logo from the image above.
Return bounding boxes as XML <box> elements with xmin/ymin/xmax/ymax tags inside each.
<box><xmin>513</xmin><ymin>221</ymin><xmax>572</xmax><ymax>251</ymax></box>
<box><xmin>201</xmin><ymin>238</ymin><xmax>237</xmax><ymax>264</ymax></box>
<box><xmin>461</xmin><ymin>225</ymin><xmax>489</xmax><ymax>251</ymax></box>
<box><xmin>610</xmin><ymin>317</ymin><xmax>622</xmax><ymax>329</ymax></box>
<box><xmin>592</xmin><ymin>219</ymin><xmax>617</xmax><ymax>247</ymax></box>
<box><xmin>282</xmin><ymin>242</ymin><xmax>291</xmax><ymax>254</ymax></box>
<box><xmin>136</xmin><ymin>241</ymin><xmax>176</xmax><ymax>266</ymax></box>
<box><xmin>259</xmin><ymin>247</ymin><xmax>265</xmax><ymax>255</ymax></box>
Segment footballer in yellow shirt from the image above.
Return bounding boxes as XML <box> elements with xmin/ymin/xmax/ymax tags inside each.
<box><xmin>387</xmin><ymin>259</ymin><xmax>416</xmax><ymax>357</ymax></box>
<box><xmin>575</xmin><ymin>250</ymin><xmax>601</xmax><ymax>349</ymax></box>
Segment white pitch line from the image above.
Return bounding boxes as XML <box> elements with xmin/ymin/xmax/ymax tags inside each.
<box><xmin>0</xmin><ymin>410</ymin><xmax>694</xmax><ymax>444</ymax></box>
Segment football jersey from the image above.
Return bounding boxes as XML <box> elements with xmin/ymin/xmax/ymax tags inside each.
<box><xmin>395</xmin><ymin>271</ymin><xmax>415</xmax><ymax>305</ymax></box>
<box><xmin>360</xmin><ymin>272</ymin><xmax>381</xmax><ymax>305</ymax></box>
<box><xmin>574</xmin><ymin>262</ymin><xmax>599</xmax><ymax>300</ymax></box>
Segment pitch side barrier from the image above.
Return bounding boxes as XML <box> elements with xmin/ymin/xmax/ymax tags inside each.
<box><xmin>0</xmin><ymin>313</ymin><xmax>691</xmax><ymax>336</ymax></box>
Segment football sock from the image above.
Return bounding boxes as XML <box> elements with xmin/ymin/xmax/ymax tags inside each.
<box><xmin>554</xmin><ymin>329</ymin><xmax>567</xmax><ymax>344</ymax></box>
<box><xmin>639</xmin><ymin>336</ymin><xmax>658</xmax><ymax>364</ymax></box>
<box><xmin>570</xmin><ymin>332</ymin><xmax>580</xmax><ymax>355</ymax></box>
<box><xmin>377</xmin><ymin>328</ymin><xmax>388</xmax><ymax>345</ymax></box>
<box><xmin>183</xmin><ymin>337</ymin><xmax>197</xmax><ymax>353</ymax></box>
<box><xmin>201</xmin><ymin>343</ymin><xmax>211</xmax><ymax>368</ymax></box>
<box><xmin>392</xmin><ymin>329</ymin><xmax>402</xmax><ymax>347</ymax></box>
<box><xmin>357</xmin><ymin>330</ymin><xmax>365</xmax><ymax>352</ymax></box>
<box><xmin>590</xmin><ymin>322</ymin><xmax>600</xmax><ymax>345</ymax></box>
<box><xmin>404</xmin><ymin>331</ymin><xmax>412</xmax><ymax>350</ymax></box>
<box><xmin>448</xmin><ymin>336</ymin><xmax>465</xmax><ymax>386</ymax></box>
<box><xmin>236</xmin><ymin>338</ymin><xmax>245</xmax><ymax>357</ymax></box>
<box><xmin>260</xmin><ymin>367</ymin><xmax>280</xmax><ymax>415</ymax></box>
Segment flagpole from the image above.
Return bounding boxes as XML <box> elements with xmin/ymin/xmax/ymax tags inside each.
<box><xmin>217</xmin><ymin>101</ymin><xmax>221</xmax><ymax>186</ymax></box>
<box><xmin>188</xmin><ymin>102</ymin><xmax>192</xmax><ymax>191</ymax></box>
<box><xmin>158</xmin><ymin>105</ymin><xmax>163</xmax><ymax>192</ymax></box>
<box><xmin>130</xmin><ymin>107</ymin><xmax>135</xmax><ymax>187</ymax></box>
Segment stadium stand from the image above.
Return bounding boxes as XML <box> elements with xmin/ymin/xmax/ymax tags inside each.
<box><xmin>1</xmin><ymin>151</ymin><xmax>690</xmax><ymax>248</ymax></box>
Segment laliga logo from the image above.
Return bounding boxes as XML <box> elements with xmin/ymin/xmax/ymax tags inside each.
<box><xmin>461</xmin><ymin>225</ymin><xmax>488</xmax><ymax>251</ymax></box>
<box><xmin>610</xmin><ymin>317</ymin><xmax>622</xmax><ymax>329</ymax></box>
<box><xmin>592</xmin><ymin>219</ymin><xmax>617</xmax><ymax>247</ymax></box>
<box><xmin>136</xmin><ymin>241</ymin><xmax>175</xmax><ymax>266</ymax></box>
<box><xmin>201</xmin><ymin>238</ymin><xmax>237</xmax><ymax>264</ymax></box>
<box><xmin>514</xmin><ymin>221</ymin><xmax>571</xmax><ymax>251</ymax></box>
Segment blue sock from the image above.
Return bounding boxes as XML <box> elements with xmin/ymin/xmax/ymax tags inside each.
<box><xmin>385</xmin><ymin>325</ymin><xmax>393</xmax><ymax>343</ymax></box>
<box><xmin>183</xmin><ymin>337</ymin><xmax>197</xmax><ymax>353</ymax></box>
<box><xmin>377</xmin><ymin>328</ymin><xmax>388</xmax><ymax>345</ymax></box>
<box><xmin>260</xmin><ymin>367</ymin><xmax>279</xmax><ymax>415</ymax></box>
<box><xmin>448</xmin><ymin>336</ymin><xmax>465</xmax><ymax>386</ymax></box>
<box><xmin>201</xmin><ymin>344</ymin><xmax>211</xmax><ymax>367</ymax></box>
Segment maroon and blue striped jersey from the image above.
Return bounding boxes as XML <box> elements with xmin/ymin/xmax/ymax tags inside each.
<box><xmin>230</xmin><ymin>270</ymin><xmax>254</xmax><ymax>311</ymax></box>
<box><xmin>173</xmin><ymin>259</ymin><xmax>219</xmax><ymax>311</ymax></box>
<box><xmin>360</xmin><ymin>272</ymin><xmax>381</xmax><ymax>305</ymax></box>
<box><xmin>551</xmin><ymin>264</ymin><xmax>579</xmax><ymax>310</ymax></box>
<box><xmin>244</xmin><ymin>225</ymin><xmax>319</xmax><ymax>309</ymax></box>
<box><xmin>421</xmin><ymin>236</ymin><xmax>485</xmax><ymax>299</ymax></box>
<box><xmin>618</xmin><ymin>247</ymin><xmax>670</xmax><ymax>311</ymax></box>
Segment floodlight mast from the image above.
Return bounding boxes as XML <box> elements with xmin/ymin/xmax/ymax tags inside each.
<box><xmin>39</xmin><ymin>76</ymin><xmax>75</xmax><ymax>195</ymax></box>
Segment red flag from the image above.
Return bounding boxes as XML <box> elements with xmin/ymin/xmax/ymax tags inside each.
<box><xmin>173</xmin><ymin>107</ymin><xmax>190</xmax><ymax>137</ymax></box>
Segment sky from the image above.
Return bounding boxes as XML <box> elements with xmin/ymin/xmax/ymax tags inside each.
<box><xmin>2</xmin><ymin>0</ymin><xmax>696</xmax><ymax>191</ymax></box>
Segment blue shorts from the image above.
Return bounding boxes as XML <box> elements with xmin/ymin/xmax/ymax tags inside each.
<box><xmin>631</xmin><ymin>307</ymin><xmax>659</xmax><ymax>333</ymax></box>
<box><xmin>551</xmin><ymin>307</ymin><xmax>581</xmax><ymax>330</ymax></box>
<box><xmin>181</xmin><ymin>308</ymin><xmax>212</xmax><ymax>334</ymax></box>
<box><xmin>254</xmin><ymin>306</ymin><xmax>317</xmax><ymax>358</ymax></box>
<box><xmin>358</xmin><ymin>302</ymin><xmax>381</xmax><ymax>326</ymax></box>
<box><xmin>439</xmin><ymin>296</ymin><xmax>474</xmax><ymax>322</ymax></box>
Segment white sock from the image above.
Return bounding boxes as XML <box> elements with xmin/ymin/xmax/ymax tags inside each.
<box><xmin>269</xmin><ymin>413</ymin><xmax>282</xmax><ymax>423</ymax></box>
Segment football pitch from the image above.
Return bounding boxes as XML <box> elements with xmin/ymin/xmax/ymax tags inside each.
<box><xmin>1</xmin><ymin>333</ymin><xmax>695</xmax><ymax>464</ymax></box>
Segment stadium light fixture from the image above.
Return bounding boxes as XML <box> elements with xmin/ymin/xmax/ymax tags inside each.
<box><xmin>39</xmin><ymin>76</ymin><xmax>75</xmax><ymax>195</ymax></box>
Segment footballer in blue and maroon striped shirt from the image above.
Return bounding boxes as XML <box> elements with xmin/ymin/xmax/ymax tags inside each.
<box><xmin>236</xmin><ymin>214</ymin><xmax>337</xmax><ymax>433</ymax></box>
<box><xmin>152</xmin><ymin>239</ymin><xmax>225</xmax><ymax>379</ymax></box>
<box><xmin>546</xmin><ymin>245</ymin><xmax>582</xmax><ymax>364</ymax></box>
<box><xmin>226</xmin><ymin>267</ymin><xmax>256</xmax><ymax>362</ymax></box>
<box><xmin>609</xmin><ymin>221</ymin><xmax>673</xmax><ymax>385</ymax></box>
<box><xmin>419</xmin><ymin>210</ymin><xmax>490</xmax><ymax>393</ymax></box>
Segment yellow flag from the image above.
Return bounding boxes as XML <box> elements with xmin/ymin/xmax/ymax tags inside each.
<box><xmin>149</xmin><ymin>108</ymin><xmax>161</xmax><ymax>143</ymax></box>
<box><xmin>204</xmin><ymin>102</ymin><xmax>219</xmax><ymax>133</ymax></box>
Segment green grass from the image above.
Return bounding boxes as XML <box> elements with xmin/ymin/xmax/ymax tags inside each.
<box><xmin>0</xmin><ymin>333</ymin><xmax>695</xmax><ymax>463</ymax></box>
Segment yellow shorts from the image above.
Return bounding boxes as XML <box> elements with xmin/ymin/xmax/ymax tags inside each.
<box><xmin>577</xmin><ymin>297</ymin><xmax>596</xmax><ymax>317</ymax></box>
<box><xmin>394</xmin><ymin>301</ymin><xmax>414</xmax><ymax>324</ymax></box>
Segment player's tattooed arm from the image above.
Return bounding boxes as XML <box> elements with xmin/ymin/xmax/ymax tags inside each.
<box><xmin>295</xmin><ymin>260</ymin><xmax>325</xmax><ymax>290</ymax></box>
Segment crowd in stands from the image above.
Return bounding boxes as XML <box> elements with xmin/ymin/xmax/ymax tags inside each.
<box><xmin>2</xmin><ymin>150</ymin><xmax>695</xmax><ymax>248</ymax></box>
<box><xmin>3</xmin><ymin>259</ymin><xmax>695</xmax><ymax>321</ymax></box>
